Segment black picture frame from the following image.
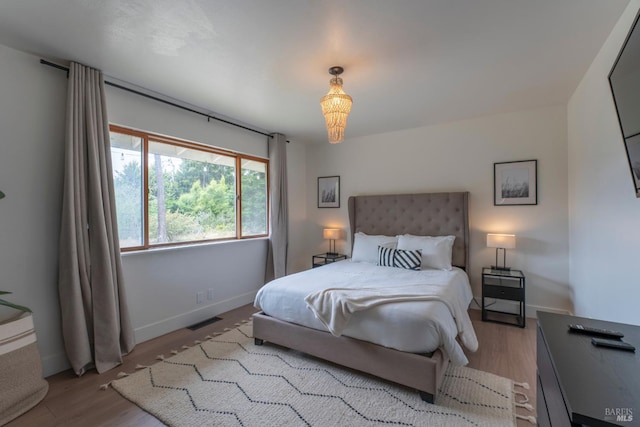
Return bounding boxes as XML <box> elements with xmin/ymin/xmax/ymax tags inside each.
<box><xmin>318</xmin><ymin>176</ymin><xmax>340</xmax><ymax>208</ymax></box>
<box><xmin>494</xmin><ymin>160</ymin><xmax>537</xmax><ymax>206</ymax></box>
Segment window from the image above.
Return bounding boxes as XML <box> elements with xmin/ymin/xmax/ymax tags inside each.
<box><xmin>110</xmin><ymin>125</ymin><xmax>268</xmax><ymax>250</ymax></box>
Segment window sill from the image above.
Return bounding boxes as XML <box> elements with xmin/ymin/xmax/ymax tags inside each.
<box><xmin>120</xmin><ymin>237</ymin><xmax>269</xmax><ymax>257</ymax></box>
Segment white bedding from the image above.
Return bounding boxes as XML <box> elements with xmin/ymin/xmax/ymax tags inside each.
<box><xmin>254</xmin><ymin>260</ymin><xmax>477</xmax><ymax>365</ymax></box>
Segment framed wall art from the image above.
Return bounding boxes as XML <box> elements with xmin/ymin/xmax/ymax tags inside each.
<box><xmin>494</xmin><ymin>160</ymin><xmax>537</xmax><ymax>206</ymax></box>
<box><xmin>318</xmin><ymin>176</ymin><xmax>340</xmax><ymax>208</ymax></box>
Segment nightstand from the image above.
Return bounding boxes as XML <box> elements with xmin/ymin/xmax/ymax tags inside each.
<box><xmin>481</xmin><ymin>267</ymin><xmax>525</xmax><ymax>328</ymax></box>
<box><xmin>312</xmin><ymin>253</ymin><xmax>347</xmax><ymax>268</ymax></box>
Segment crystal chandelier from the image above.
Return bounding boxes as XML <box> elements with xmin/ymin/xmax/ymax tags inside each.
<box><xmin>320</xmin><ymin>66</ymin><xmax>353</xmax><ymax>144</ymax></box>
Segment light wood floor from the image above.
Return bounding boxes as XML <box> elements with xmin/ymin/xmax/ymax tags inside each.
<box><xmin>8</xmin><ymin>306</ymin><xmax>536</xmax><ymax>427</ymax></box>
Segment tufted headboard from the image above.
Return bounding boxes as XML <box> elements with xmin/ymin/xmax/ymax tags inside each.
<box><xmin>348</xmin><ymin>192</ymin><xmax>470</xmax><ymax>271</ymax></box>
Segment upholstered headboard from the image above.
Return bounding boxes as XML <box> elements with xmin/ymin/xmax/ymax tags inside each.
<box><xmin>348</xmin><ymin>192</ymin><xmax>470</xmax><ymax>271</ymax></box>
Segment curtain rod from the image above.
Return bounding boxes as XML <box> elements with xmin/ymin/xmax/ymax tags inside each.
<box><xmin>40</xmin><ymin>59</ymin><xmax>286</xmax><ymax>141</ymax></box>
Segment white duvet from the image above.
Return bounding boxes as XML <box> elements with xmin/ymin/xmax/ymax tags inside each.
<box><xmin>254</xmin><ymin>260</ymin><xmax>478</xmax><ymax>365</ymax></box>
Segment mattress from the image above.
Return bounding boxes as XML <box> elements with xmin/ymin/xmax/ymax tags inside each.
<box><xmin>254</xmin><ymin>260</ymin><xmax>476</xmax><ymax>365</ymax></box>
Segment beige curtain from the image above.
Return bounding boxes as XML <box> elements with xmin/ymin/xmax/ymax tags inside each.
<box><xmin>265</xmin><ymin>133</ymin><xmax>288</xmax><ymax>281</ymax></box>
<box><xmin>58</xmin><ymin>62</ymin><xmax>135</xmax><ymax>375</ymax></box>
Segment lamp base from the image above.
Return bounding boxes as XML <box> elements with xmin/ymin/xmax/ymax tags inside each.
<box><xmin>491</xmin><ymin>265</ymin><xmax>511</xmax><ymax>271</ymax></box>
<box><xmin>326</xmin><ymin>252</ymin><xmax>339</xmax><ymax>256</ymax></box>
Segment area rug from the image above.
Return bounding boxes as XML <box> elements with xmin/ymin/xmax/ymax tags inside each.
<box><xmin>110</xmin><ymin>322</ymin><xmax>533</xmax><ymax>426</ymax></box>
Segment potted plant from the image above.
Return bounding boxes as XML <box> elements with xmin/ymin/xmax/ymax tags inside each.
<box><xmin>0</xmin><ymin>291</ymin><xmax>49</xmax><ymax>425</ymax></box>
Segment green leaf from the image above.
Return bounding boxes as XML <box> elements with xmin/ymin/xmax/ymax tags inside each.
<box><xmin>0</xmin><ymin>190</ymin><xmax>4</xmax><ymax>199</ymax></box>
<box><xmin>0</xmin><ymin>291</ymin><xmax>31</xmax><ymax>312</ymax></box>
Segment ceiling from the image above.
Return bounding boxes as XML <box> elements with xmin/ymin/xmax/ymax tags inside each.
<box><xmin>0</xmin><ymin>0</ymin><xmax>631</xmax><ymax>144</ymax></box>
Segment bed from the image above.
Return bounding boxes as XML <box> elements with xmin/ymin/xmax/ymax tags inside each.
<box><xmin>253</xmin><ymin>191</ymin><xmax>473</xmax><ymax>403</ymax></box>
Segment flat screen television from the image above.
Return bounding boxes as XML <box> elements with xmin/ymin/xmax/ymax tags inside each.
<box><xmin>609</xmin><ymin>9</ymin><xmax>640</xmax><ymax>198</ymax></box>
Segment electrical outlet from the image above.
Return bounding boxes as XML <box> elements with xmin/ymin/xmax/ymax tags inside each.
<box><xmin>196</xmin><ymin>291</ymin><xmax>205</xmax><ymax>304</ymax></box>
<box><xmin>207</xmin><ymin>288</ymin><xmax>214</xmax><ymax>301</ymax></box>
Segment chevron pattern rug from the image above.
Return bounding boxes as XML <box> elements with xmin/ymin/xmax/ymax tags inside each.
<box><xmin>111</xmin><ymin>322</ymin><xmax>528</xmax><ymax>426</ymax></box>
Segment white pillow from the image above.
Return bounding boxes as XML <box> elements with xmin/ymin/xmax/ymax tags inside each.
<box><xmin>351</xmin><ymin>232</ymin><xmax>398</xmax><ymax>264</ymax></box>
<box><xmin>396</xmin><ymin>234</ymin><xmax>456</xmax><ymax>270</ymax></box>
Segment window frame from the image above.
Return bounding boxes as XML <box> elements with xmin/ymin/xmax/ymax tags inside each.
<box><xmin>110</xmin><ymin>124</ymin><xmax>269</xmax><ymax>252</ymax></box>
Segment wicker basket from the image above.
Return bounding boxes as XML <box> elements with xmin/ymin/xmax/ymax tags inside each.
<box><xmin>0</xmin><ymin>312</ymin><xmax>48</xmax><ymax>426</ymax></box>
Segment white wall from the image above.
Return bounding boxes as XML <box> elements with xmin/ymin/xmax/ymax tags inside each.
<box><xmin>304</xmin><ymin>105</ymin><xmax>571</xmax><ymax>316</ymax></box>
<box><xmin>121</xmin><ymin>239</ymin><xmax>266</xmax><ymax>343</ymax></box>
<box><xmin>568</xmin><ymin>1</ymin><xmax>640</xmax><ymax>326</ymax></box>
<box><xmin>106</xmin><ymin>84</ymin><xmax>268</xmax><ymax>158</ymax></box>
<box><xmin>0</xmin><ymin>44</ymin><xmax>67</xmax><ymax>375</ymax></box>
<box><xmin>0</xmin><ymin>44</ymin><xmax>307</xmax><ymax>376</ymax></box>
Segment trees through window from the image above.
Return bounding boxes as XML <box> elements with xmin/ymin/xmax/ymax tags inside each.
<box><xmin>110</xmin><ymin>126</ymin><xmax>268</xmax><ymax>250</ymax></box>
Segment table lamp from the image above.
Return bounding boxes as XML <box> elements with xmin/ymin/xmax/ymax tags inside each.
<box><xmin>323</xmin><ymin>228</ymin><xmax>341</xmax><ymax>255</ymax></box>
<box><xmin>487</xmin><ymin>233</ymin><xmax>516</xmax><ymax>271</ymax></box>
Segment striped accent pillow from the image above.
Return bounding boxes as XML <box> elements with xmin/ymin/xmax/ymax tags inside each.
<box><xmin>377</xmin><ymin>246</ymin><xmax>422</xmax><ymax>270</ymax></box>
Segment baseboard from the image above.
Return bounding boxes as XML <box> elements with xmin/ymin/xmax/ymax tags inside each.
<box><xmin>39</xmin><ymin>292</ymin><xmax>257</xmax><ymax>378</ymax></box>
<box><xmin>41</xmin><ymin>351</ymin><xmax>70</xmax><ymax>378</ymax></box>
<box><xmin>528</xmin><ymin>304</ymin><xmax>573</xmax><ymax>317</ymax></box>
<box><xmin>133</xmin><ymin>291</ymin><xmax>257</xmax><ymax>344</ymax></box>
<box><xmin>470</xmin><ymin>296</ymin><xmax>572</xmax><ymax>319</ymax></box>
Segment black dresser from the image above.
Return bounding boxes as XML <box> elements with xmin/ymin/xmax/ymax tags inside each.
<box><xmin>537</xmin><ymin>311</ymin><xmax>640</xmax><ymax>426</ymax></box>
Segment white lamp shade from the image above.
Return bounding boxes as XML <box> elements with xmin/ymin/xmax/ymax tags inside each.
<box><xmin>487</xmin><ymin>233</ymin><xmax>516</xmax><ymax>249</ymax></box>
<box><xmin>323</xmin><ymin>228</ymin><xmax>341</xmax><ymax>240</ymax></box>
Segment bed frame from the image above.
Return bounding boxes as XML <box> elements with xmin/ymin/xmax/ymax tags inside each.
<box><xmin>253</xmin><ymin>191</ymin><xmax>470</xmax><ymax>403</ymax></box>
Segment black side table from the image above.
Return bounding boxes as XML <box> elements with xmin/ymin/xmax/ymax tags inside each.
<box><xmin>481</xmin><ymin>267</ymin><xmax>525</xmax><ymax>327</ymax></box>
<box><xmin>312</xmin><ymin>253</ymin><xmax>347</xmax><ymax>268</ymax></box>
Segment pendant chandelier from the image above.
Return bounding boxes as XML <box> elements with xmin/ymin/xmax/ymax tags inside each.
<box><xmin>320</xmin><ymin>66</ymin><xmax>353</xmax><ymax>144</ymax></box>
